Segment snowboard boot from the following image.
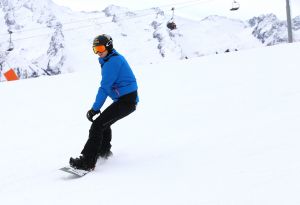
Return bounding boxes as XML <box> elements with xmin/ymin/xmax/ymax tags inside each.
<box><xmin>97</xmin><ymin>150</ymin><xmax>113</xmax><ymax>160</ymax></box>
<box><xmin>69</xmin><ymin>155</ymin><xmax>96</xmax><ymax>171</ymax></box>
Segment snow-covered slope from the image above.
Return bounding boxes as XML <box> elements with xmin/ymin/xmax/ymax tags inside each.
<box><xmin>0</xmin><ymin>0</ymin><xmax>300</xmax><ymax>81</ymax></box>
<box><xmin>0</xmin><ymin>42</ymin><xmax>300</xmax><ymax>205</ymax></box>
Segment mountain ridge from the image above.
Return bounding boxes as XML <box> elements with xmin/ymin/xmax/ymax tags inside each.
<box><xmin>0</xmin><ymin>0</ymin><xmax>299</xmax><ymax>81</ymax></box>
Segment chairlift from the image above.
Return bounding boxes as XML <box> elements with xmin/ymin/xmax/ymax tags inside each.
<box><xmin>230</xmin><ymin>0</ymin><xmax>240</xmax><ymax>11</ymax></box>
<box><xmin>167</xmin><ymin>21</ymin><xmax>177</xmax><ymax>30</ymax></box>
<box><xmin>7</xmin><ymin>30</ymin><xmax>14</xmax><ymax>52</ymax></box>
<box><xmin>167</xmin><ymin>7</ymin><xmax>177</xmax><ymax>30</ymax></box>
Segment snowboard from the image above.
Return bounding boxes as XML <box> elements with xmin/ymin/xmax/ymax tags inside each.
<box><xmin>59</xmin><ymin>166</ymin><xmax>90</xmax><ymax>177</ymax></box>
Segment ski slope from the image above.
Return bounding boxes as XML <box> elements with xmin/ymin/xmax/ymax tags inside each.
<box><xmin>0</xmin><ymin>43</ymin><xmax>300</xmax><ymax>205</ymax></box>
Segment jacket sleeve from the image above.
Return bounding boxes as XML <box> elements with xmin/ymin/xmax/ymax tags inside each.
<box><xmin>92</xmin><ymin>58</ymin><xmax>120</xmax><ymax>111</ymax></box>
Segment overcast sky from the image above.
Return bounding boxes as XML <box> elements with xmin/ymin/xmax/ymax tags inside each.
<box><xmin>52</xmin><ymin>0</ymin><xmax>300</xmax><ymax>20</ymax></box>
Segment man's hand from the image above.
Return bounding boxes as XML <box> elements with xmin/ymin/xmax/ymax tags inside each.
<box><xmin>86</xmin><ymin>109</ymin><xmax>100</xmax><ymax>122</ymax></box>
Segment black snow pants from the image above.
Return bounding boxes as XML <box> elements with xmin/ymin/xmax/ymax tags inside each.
<box><xmin>81</xmin><ymin>91</ymin><xmax>137</xmax><ymax>159</ymax></box>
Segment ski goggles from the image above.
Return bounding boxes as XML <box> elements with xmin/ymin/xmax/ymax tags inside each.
<box><xmin>93</xmin><ymin>45</ymin><xmax>106</xmax><ymax>54</ymax></box>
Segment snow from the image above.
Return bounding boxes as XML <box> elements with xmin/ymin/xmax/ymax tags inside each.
<box><xmin>1</xmin><ymin>42</ymin><xmax>300</xmax><ymax>204</ymax></box>
<box><xmin>1</xmin><ymin>0</ymin><xmax>300</xmax><ymax>81</ymax></box>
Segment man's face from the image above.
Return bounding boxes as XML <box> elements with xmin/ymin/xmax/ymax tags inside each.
<box><xmin>97</xmin><ymin>50</ymin><xmax>108</xmax><ymax>58</ymax></box>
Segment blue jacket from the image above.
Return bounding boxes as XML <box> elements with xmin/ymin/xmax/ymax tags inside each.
<box><xmin>92</xmin><ymin>49</ymin><xmax>138</xmax><ymax>111</ymax></box>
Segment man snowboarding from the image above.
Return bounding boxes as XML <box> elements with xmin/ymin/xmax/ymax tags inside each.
<box><xmin>69</xmin><ymin>34</ymin><xmax>139</xmax><ymax>171</ymax></box>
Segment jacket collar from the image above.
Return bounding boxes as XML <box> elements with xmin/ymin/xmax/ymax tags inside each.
<box><xmin>99</xmin><ymin>49</ymin><xmax>118</xmax><ymax>65</ymax></box>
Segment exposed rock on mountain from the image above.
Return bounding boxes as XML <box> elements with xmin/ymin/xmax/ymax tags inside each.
<box><xmin>0</xmin><ymin>0</ymin><xmax>299</xmax><ymax>81</ymax></box>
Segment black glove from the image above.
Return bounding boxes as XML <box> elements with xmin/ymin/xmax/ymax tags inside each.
<box><xmin>86</xmin><ymin>109</ymin><xmax>100</xmax><ymax>122</ymax></box>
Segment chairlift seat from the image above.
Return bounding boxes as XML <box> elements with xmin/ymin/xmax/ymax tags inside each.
<box><xmin>7</xmin><ymin>42</ymin><xmax>14</xmax><ymax>51</ymax></box>
<box><xmin>167</xmin><ymin>21</ymin><xmax>177</xmax><ymax>30</ymax></box>
<box><xmin>230</xmin><ymin>7</ymin><xmax>239</xmax><ymax>11</ymax></box>
<box><xmin>230</xmin><ymin>1</ymin><xmax>240</xmax><ymax>11</ymax></box>
<box><xmin>7</xmin><ymin>30</ymin><xmax>14</xmax><ymax>51</ymax></box>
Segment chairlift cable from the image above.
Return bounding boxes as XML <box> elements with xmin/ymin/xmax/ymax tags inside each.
<box><xmin>0</xmin><ymin>11</ymin><xmax>168</xmax><ymax>43</ymax></box>
<box><xmin>0</xmin><ymin>0</ymin><xmax>217</xmax><ymax>43</ymax></box>
<box><xmin>175</xmin><ymin>0</ymin><xmax>215</xmax><ymax>10</ymax></box>
<box><xmin>0</xmin><ymin>0</ymin><xmax>214</xmax><ymax>37</ymax></box>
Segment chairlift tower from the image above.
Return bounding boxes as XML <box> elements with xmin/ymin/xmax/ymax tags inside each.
<box><xmin>286</xmin><ymin>0</ymin><xmax>293</xmax><ymax>43</ymax></box>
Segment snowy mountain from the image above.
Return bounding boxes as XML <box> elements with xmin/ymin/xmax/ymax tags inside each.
<box><xmin>249</xmin><ymin>13</ymin><xmax>300</xmax><ymax>45</ymax></box>
<box><xmin>0</xmin><ymin>0</ymin><xmax>67</xmax><ymax>78</ymax></box>
<box><xmin>1</xmin><ymin>42</ymin><xmax>300</xmax><ymax>205</ymax></box>
<box><xmin>0</xmin><ymin>0</ymin><xmax>299</xmax><ymax>81</ymax></box>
